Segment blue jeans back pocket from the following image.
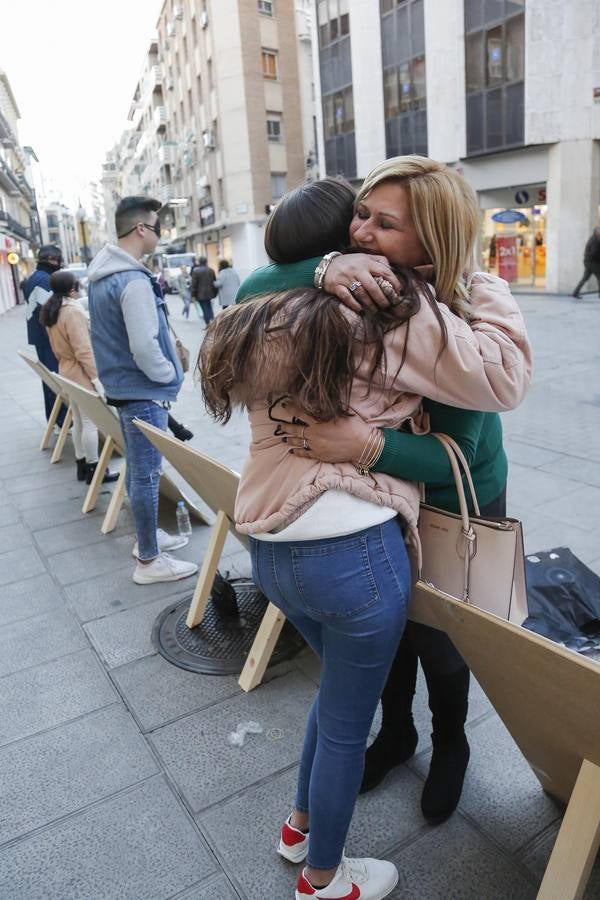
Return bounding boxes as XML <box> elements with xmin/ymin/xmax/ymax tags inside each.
<box><xmin>291</xmin><ymin>534</ymin><xmax>379</xmax><ymax>618</ymax></box>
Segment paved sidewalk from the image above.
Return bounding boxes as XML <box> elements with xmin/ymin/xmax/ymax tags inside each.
<box><xmin>0</xmin><ymin>294</ymin><xmax>599</xmax><ymax>899</ymax></box>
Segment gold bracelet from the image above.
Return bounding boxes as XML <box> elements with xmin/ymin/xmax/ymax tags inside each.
<box><xmin>356</xmin><ymin>429</ymin><xmax>385</xmax><ymax>476</ymax></box>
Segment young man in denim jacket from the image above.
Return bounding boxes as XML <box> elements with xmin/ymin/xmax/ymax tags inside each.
<box><xmin>87</xmin><ymin>196</ymin><xmax>198</xmax><ymax>585</ymax></box>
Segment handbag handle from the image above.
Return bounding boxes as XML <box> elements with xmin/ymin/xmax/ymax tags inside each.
<box><xmin>432</xmin><ymin>433</ymin><xmax>481</xmax><ymax>518</ymax></box>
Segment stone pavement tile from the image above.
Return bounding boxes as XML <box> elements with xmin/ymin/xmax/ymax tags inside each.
<box><xmin>539</xmin><ymin>454</ymin><xmax>600</xmax><ymax>489</ymax></box>
<box><xmin>506</xmin><ymin>465</ymin><xmax>582</xmax><ymax>510</ymax></box>
<box><xmin>112</xmin><ymin>652</ymin><xmax>241</xmax><ymax>732</ymax></box>
<box><xmin>0</xmin><ymin>649</ymin><xmax>117</xmax><ymax>747</ymax></box>
<box><xmin>523</xmin><ymin>518</ymin><xmax>600</xmax><ymax>564</ymax></box>
<box><xmin>20</xmin><ymin>494</ymin><xmax>109</xmax><ymax>530</ymax></box>
<box><xmin>518</xmin><ymin>822</ymin><xmax>600</xmax><ymax>899</ymax></box>
<box><xmin>0</xmin><ymin>705</ymin><xmax>158</xmax><ymax>845</ymax></box>
<box><xmin>0</xmin><ymin>607</ymin><xmax>87</xmax><ymax>677</ymax></box>
<box><xmin>65</xmin><ymin>564</ymin><xmax>192</xmax><ymax>623</ymax></box>
<box><xmin>176</xmin><ymin>874</ymin><xmax>241</xmax><ymax>899</ymax></box>
<box><xmin>503</xmin><ymin>438</ymin><xmax>564</xmax><ymax>469</ymax></box>
<box><xmin>535</xmin><ymin>484</ymin><xmax>600</xmax><ymax>533</ymax></box>
<box><xmin>0</xmin><ymin>573</ymin><xmax>63</xmax><ymax>626</ymax></box>
<box><xmin>199</xmin><ymin>766</ymin><xmax>302</xmax><ymax>899</ymax></box>
<box><xmin>0</xmin><ymin>776</ymin><xmax>217</xmax><ymax>900</ymax></box>
<box><xmin>34</xmin><ymin>512</ymin><xmax>135</xmax><ymax>557</ymax></box>
<box><xmin>4</xmin><ymin>464</ymin><xmax>82</xmax><ymax>494</ymax></box>
<box><xmin>1</xmin><ymin>454</ymin><xmax>79</xmax><ymax>479</ymax></box>
<box><xmin>0</xmin><ymin>521</ymin><xmax>34</xmax><ymax>553</ymax></box>
<box><xmin>410</xmin><ymin>715</ymin><xmax>562</xmax><ymax>854</ymax></box>
<box><xmin>84</xmin><ymin>595</ymin><xmax>175</xmax><ymax>669</ymax></box>
<box><xmin>46</xmin><ymin>534</ymin><xmax>137</xmax><ymax>586</ymax></box>
<box><xmin>151</xmin><ymin>671</ymin><xmax>316</xmax><ymax>811</ymax></box>
<box><xmin>13</xmin><ymin>479</ymin><xmax>91</xmax><ymax>511</ymax></box>
<box><xmin>0</xmin><ymin>545</ymin><xmax>46</xmax><ymax>587</ymax></box>
<box><xmin>388</xmin><ymin>815</ymin><xmax>537</xmax><ymax>900</ymax></box>
<box><xmin>0</xmin><ymin>500</ymin><xmax>20</xmax><ymax>527</ymax></box>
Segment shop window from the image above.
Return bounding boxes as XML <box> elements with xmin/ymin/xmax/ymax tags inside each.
<box><xmin>261</xmin><ymin>49</ymin><xmax>278</xmax><ymax>80</ymax></box>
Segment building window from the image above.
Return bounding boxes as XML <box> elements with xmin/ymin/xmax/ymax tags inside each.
<box><xmin>318</xmin><ymin>0</ymin><xmax>356</xmax><ymax>178</ymax></box>
<box><xmin>380</xmin><ymin>0</ymin><xmax>427</xmax><ymax>157</ymax></box>
<box><xmin>261</xmin><ymin>49</ymin><xmax>278</xmax><ymax>80</ymax></box>
<box><xmin>465</xmin><ymin>1</ymin><xmax>524</xmax><ymax>154</ymax></box>
<box><xmin>267</xmin><ymin>116</ymin><xmax>282</xmax><ymax>142</ymax></box>
<box><xmin>258</xmin><ymin>0</ymin><xmax>274</xmax><ymax>15</ymax></box>
<box><xmin>271</xmin><ymin>172</ymin><xmax>287</xmax><ymax>199</ymax></box>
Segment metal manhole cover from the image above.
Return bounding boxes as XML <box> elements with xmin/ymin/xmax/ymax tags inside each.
<box><xmin>152</xmin><ymin>576</ymin><xmax>305</xmax><ymax>675</ymax></box>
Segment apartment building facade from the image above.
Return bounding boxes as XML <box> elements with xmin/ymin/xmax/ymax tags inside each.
<box><xmin>315</xmin><ymin>0</ymin><xmax>600</xmax><ymax>294</ymax></box>
<box><xmin>0</xmin><ymin>71</ymin><xmax>38</xmax><ymax>313</ymax></box>
<box><xmin>103</xmin><ymin>1</ymin><xmax>316</xmax><ymax>276</ymax></box>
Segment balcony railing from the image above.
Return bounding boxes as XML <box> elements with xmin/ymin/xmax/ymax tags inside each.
<box><xmin>158</xmin><ymin>143</ymin><xmax>178</xmax><ymax>166</ymax></box>
<box><xmin>150</xmin><ymin>65</ymin><xmax>163</xmax><ymax>93</ymax></box>
<box><xmin>0</xmin><ymin>210</ymin><xmax>30</xmax><ymax>240</ymax></box>
<box><xmin>153</xmin><ymin>106</ymin><xmax>167</xmax><ymax>131</ymax></box>
<box><xmin>0</xmin><ymin>155</ymin><xmax>21</xmax><ymax>196</ymax></box>
<box><xmin>160</xmin><ymin>182</ymin><xmax>174</xmax><ymax>204</ymax></box>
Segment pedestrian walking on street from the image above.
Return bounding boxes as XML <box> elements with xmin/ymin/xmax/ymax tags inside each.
<box><xmin>190</xmin><ymin>256</ymin><xmax>216</xmax><ymax>325</ymax></box>
<box><xmin>201</xmin><ymin>169</ymin><xmax>531</xmax><ymax>900</ymax></box>
<box><xmin>87</xmin><ymin>196</ymin><xmax>198</xmax><ymax>585</ymax></box>
<box><xmin>238</xmin><ymin>161</ymin><xmax>528</xmax><ymax>836</ymax></box>
<box><xmin>573</xmin><ymin>226</ymin><xmax>600</xmax><ymax>298</ymax></box>
<box><xmin>176</xmin><ymin>265</ymin><xmax>192</xmax><ymax>318</ymax></box>
<box><xmin>22</xmin><ymin>244</ymin><xmax>68</xmax><ymax>427</ymax></box>
<box><xmin>213</xmin><ymin>259</ymin><xmax>240</xmax><ymax>309</ymax></box>
<box><xmin>40</xmin><ymin>269</ymin><xmax>119</xmax><ymax>485</ymax></box>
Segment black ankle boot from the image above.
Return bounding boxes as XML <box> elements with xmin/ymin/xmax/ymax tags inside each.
<box><xmin>361</xmin><ymin>719</ymin><xmax>418</xmax><ymax>794</ymax></box>
<box><xmin>421</xmin><ymin>666</ymin><xmax>471</xmax><ymax>824</ymax></box>
<box><xmin>76</xmin><ymin>458</ymin><xmax>87</xmax><ymax>481</ymax></box>
<box><xmin>85</xmin><ymin>463</ymin><xmax>120</xmax><ymax>485</ymax></box>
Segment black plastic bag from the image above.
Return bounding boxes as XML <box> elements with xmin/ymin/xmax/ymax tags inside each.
<box><xmin>523</xmin><ymin>548</ymin><xmax>600</xmax><ymax>658</ymax></box>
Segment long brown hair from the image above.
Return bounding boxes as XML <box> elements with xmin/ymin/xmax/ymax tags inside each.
<box><xmin>39</xmin><ymin>270</ymin><xmax>79</xmax><ymax>328</ymax></box>
<box><xmin>200</xmin><ymin>269</ymin><xmax>429</xmax><ymax>424</ymax></box>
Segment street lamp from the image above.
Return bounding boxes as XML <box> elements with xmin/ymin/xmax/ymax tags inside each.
<box><xmin>76</xmin><ymin>205</ymin><xmax>90</xmax><ymax>265</ymax></box>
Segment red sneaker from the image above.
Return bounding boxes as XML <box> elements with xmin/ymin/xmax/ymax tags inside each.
<box><xmin>278</xmin><ymin>815</ymin><xmax>309</xmax><ymax>863</ymax></box>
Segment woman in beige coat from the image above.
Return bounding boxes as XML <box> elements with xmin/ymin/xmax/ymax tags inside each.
<box><xmin>40</xmin><ymin>270</ymin><xmax>117</xmax><ymax>484</ymax></box>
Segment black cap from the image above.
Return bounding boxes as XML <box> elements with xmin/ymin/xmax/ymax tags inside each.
<box><xmin>38</xmin><ymin>244</ymin><xmax>63</xmax><ymax>261</ymax></box>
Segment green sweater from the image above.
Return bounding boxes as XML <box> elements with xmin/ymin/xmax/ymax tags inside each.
<box><xmin>236</xmin><ymin>259</ymin><xmax>507</xmax><ymax>514</ymax></box>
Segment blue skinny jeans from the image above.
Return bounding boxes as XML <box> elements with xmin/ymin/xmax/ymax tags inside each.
<box><xmin>250</xmin><ymin>517</ymin><xmax>410</xmax><ymax>870</ymax></box>
<box><xmin>118</xmin><ymin>401</ymin><xmax>168</xmax><ymax>561</ymax></box>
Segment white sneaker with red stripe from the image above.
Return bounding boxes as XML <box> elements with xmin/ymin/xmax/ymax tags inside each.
<box><xmin>295</xmin><ymin>856</ymin><xmax>398</xmax><ymax>900</ymax></box>
<box><xmin>278</xmin><ymin>815</ymin><xmax>309</xmax><ymax>863</ymax></box>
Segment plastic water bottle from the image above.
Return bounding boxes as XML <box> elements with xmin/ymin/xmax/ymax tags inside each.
<box><xmin>176</xmin><ymin>501</ymin><xmax>192</xmax><ymax>537</ymax></box>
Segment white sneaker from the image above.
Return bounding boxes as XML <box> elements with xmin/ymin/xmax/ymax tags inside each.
<box><xmin>132</xmin><ymin>528</ymin><xmax>189</xmax><ymax>559</ymax></box>
<box><xmin>296</xmin><ymin>856</ymin><xmax>398</xmax><ymax>900</ymax></box>
<box><xmin>133</xmin><ymin>552</ymin><xmax>198</xmax><ymax>585</ymax></box>
<box><xmin>278</xmin><ymin>815</ymin><xmax>309</xmax><ymax>863</ymax></box>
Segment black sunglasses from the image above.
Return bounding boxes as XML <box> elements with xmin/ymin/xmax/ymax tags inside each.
<box><xmin>117</xmin><ymin>220</ymin><xmax>161</xmax><ymax>239</ymax></box>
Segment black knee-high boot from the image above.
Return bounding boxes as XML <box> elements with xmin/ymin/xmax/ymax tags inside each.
<box><xmin>421</xmin><ymin>665</ymin><xmax>470</xmax><ymax>823</ymax></box>
<box><xmin>360</xmin><ymin>631</ymin><xmax>419</xmax><ymax>793</ymax></box>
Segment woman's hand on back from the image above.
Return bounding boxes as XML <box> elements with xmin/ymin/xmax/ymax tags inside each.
<box><xmin>322</xmin><ymin>254</ymin><xmax>401</xmax><ymax>312</ymax></box>
<box><xmin>275</xmin><ymin>401</ymin><xmax>372</xmax><ymax>464</ymax></box>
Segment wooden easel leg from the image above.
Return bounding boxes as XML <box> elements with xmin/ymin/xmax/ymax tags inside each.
<box><xmin>101</xmin><ymin>463</ymin><xmax>127</xmax><ymax>534</ymax></box>
<box><xmin>40</xmin><ymin>396</ymin><xmax>62</xmax><ymax>450</ymax></box>
<box><xmin>50</xmin><ymin>405</ymin><xmax>73</xmax><ymax>463</ymax></box>
<box><xmin>185</xmin><ymin>510</ymin><xmax>230</xmax><ymax>628</ymax></box>
<box><xmin>238</xmin><ymin>603</ymin><xmax>286</xmax><ymax>693</ymax></box>
<box><xmin>537</xmin><ymin>759</ymin><xmax>600</xmax><ymax>900</ymax></box>
<box><xmin>82</xmin><ymin>436</ymin><xmax>114</xmax><ymax>514</ymax></box>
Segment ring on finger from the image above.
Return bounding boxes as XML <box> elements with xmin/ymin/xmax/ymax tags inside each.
<box><xmin>303</xmin><ymin>438</ymin><xmax>309</xmax><ymax>450</ymax></box>
<box><xmin>349</xmin><ymin>280</ymin><xmax>362</xmax><ymax>293</ymax></box>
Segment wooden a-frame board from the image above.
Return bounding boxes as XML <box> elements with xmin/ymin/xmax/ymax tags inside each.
<box><xmin>18</xmin><ymin>352</ymin><xmax>73</xmax><ymax>461</ymax></box>
<box><xmin>410</xmin><ymin>583</ymin><xmax>600</xmax><ymax>900</ymax></box>
<box><xmin>134</xmin><ymin>419</ymin><xmax>286</xmax><ymax>693</ymax></box>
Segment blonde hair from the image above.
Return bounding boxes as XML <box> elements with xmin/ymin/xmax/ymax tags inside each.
<box><xmin>357</xmin><ymin>155</ymin><xmax>479</xmax><ymax>319</ymax></box>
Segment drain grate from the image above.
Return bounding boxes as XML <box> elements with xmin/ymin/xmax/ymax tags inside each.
<box><xmin>152</xmin><ymin>576</ymin><xmax>304</xmax><ymax>675</ymax></box>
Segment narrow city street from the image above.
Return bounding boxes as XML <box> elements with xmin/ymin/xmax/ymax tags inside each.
<box><xmin>0</xmin><ymin>292</ymin><xmax>598</xmax><ymax>899</ymax></box>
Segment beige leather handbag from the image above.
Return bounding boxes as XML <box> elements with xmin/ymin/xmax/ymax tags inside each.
<box><xmin>418</xmin><ymin>433</ymin><xmax>528</xmax><ymax>625</ymax></box>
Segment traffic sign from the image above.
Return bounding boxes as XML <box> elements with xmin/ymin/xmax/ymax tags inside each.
<box><xmin>515</xmin><ymin>190</ymin><xmax>529</xmax><ymax>204</ymax></box>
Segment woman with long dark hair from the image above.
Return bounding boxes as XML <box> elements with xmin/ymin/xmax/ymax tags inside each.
<box><xmin>200</xmin><ymin>173</ymin><xmax>531</xmax><ymax>900</ymax></box>
<box><xmin>40</xmin><ymin>270</ymin><xmax>118</xmax><ymax>484</ymax></box>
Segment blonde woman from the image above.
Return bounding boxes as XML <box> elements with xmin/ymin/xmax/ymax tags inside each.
<box><xmin>208</xmin><ymin>161</ymin><xmax>531</xmax><ymax>900</ymax></box>
<box><xmin>40</xmin><ymin>270</ymin><xmax>118</xmax><ymax>485</ymax></box>
<box><xmin>236</xmin><ymin>156</ymin><xmax>528</xmax><ymax>835</ymax></box>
